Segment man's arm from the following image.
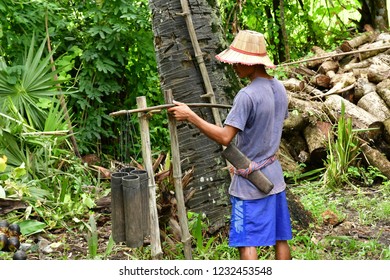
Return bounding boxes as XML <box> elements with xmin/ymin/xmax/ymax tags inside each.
<box><xmin>168</xmin><ymin>101</ymin><xmax>238</xmax><ymax>146</ymax></box>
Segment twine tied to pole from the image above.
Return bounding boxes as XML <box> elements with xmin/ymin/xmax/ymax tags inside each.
<box><xmin>230</xmin><ymin>155</ymin><xmax>276</xmax><ymax>178</ymax></box>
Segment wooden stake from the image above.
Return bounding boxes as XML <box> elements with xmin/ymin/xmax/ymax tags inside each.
<box><xmin>164</xmin><ymin>89</ymin><xmax>193</xmax><ymax>260</ymax></box>
<box><xmin>136</xmin><ymin>96</ymin><xmax>163</xmax><ymax>260</ymax></box>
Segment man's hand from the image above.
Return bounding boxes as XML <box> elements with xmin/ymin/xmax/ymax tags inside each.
<box><xmin>167</xmin><ymin>100</ymin><xmax>194</xmax><ymax>122</ymax></box>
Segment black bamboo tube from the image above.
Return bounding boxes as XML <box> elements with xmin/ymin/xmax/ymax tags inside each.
<box><xmin>110</xmin><ymin>172</ymin><xmax>129</xmax><ymax>243</ymax></box>
<box><xmin>131</xmin><ymin>169</ymin><xmax>149</xmax><ymax>238</ymax></box>
<box><xmin>120</xmin><ymin>166</ymin><xmax>136</xmax><ymax>173</ymax></box>
<box><xmin>221</xmin><ymin>143</ymin><xmax>274</xmax><ymax>194</ymax></box>
<box><xmin>122</xmin><ymin>174</ymin><xmax>143</xmax><ymax>248</ymax></box>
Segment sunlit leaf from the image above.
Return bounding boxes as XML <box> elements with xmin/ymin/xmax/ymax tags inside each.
<box><xmin>0</xmin><ymin>155</ymin><xmax>7</xmax><ymax>172</ymax></box>
<box><xmin>18</xmin><ymin>219</ymin><xmax>46</xmax><ymax>236</ymax></box>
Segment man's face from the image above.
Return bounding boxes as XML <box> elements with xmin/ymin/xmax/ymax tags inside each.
<box><xmin>233</xmin><ymin>63</ymin><xmax>255</xmax><ymax>79</ymax></box>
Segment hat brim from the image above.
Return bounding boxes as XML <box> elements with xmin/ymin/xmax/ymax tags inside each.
<box><xmin>216</xmin><ymin>48</ymin><xmax>276</xmax><ymax>68</ymax></box>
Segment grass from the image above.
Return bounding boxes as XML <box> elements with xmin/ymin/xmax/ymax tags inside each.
<box><xmin>288</xmin><ymin>178</ymin><xmax>390</xmax><ymax>260</ymax></box>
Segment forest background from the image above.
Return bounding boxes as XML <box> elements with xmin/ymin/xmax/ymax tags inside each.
<box><xmin>0</xmin><ymin>0</ymin><xmax>389</xmax><ymax>260</ymax></box>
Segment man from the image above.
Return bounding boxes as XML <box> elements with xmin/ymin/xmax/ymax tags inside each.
<box><xmin>168</xmin><ymin>30</ymin><xmax>292</xmax><ymax>260</ymax></box>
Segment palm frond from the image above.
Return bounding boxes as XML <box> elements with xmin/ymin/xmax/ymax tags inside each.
<box><xmin>0</xmin><ymin>35</ymin><xmax>67</xmax><ymax>129</ymax></box>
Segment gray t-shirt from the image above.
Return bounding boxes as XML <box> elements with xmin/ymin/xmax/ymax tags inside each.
<box><xmin>224</xmin><ymin>77</ymin><xmax>288</xmax><ymax>200</ymax></box>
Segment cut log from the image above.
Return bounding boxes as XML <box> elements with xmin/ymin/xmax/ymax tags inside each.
<box><xmin>283</xmin><ymin>110</ymin><xmax>308</xmax><ymax>134</ymax></box>
<box><xmin>383</xmin><ymin>118</ymin><xmax>390</xmax><ymax>144</ymax></box>
<box><xmin>323</xmin><ymin>94</ymin><xmax>383</xmax><ymax>141</ymax></box>
<box><xmin>367</xmin><ymin>63</ymin><xmax>390</xmax><ymax>83</ymax></box>
<box><xmin>286</xmin><ymin>188</ymin><xmax>315</xmax><ymax>231</ymax></box>
<box><xmin>293</xmin><ymin>65</ymin><xmax>317</xmax><ymax>79</ymax></box>
<box><xmin>360</xmin><ymin>142</ymin><xmax>390</xmax><ymax>180</ymax></box>
<box><xmin>340</xmin><ymin>31</ymin><xmax>378</xmax><ymax>52</ymax></box>
<box><xmin>306</xmin><ymin>46</ymin><xmax>340</xmax><ymax>69</ymax></box>
<box><xmin>282</xmin><ymin>78</ymin><xmax>305</xmax><ymax>92</ymax></box>
<box><xmin>306</xmin><ymin>46</ymin><xmax>327</xmax><ymax>69</ymax></box>
<box><xmin>354</xmin><ymin>76</ymin><xmax>377</xmax><ymax>101</ymax></box>
<box><xmin>377</xmin><ymin>33</ymin><xmax>390</xmax><ymax>41</ymax></box>
<box><xmin>376</xmin><ymin>79</ymin><xmax>390</xmax><ymax>108</ymax></box>
<box><xmin>338</xmin><ymin>54</ymin><xmax>357</xmax><ymax>68</ymax></box>
<box><xmin>321</xmin><ymin>72</ymin><xmax>356</xmax><ymax>97</ymax></box>
<box><xmin>0</xmin><ymin>198</ymin><xmax>27</xmax><ymax>215</ymax></box>
<box><xmin>371</xmin><ymin>52</ymin><xmax>390</xmax><ymax>67</ymax></box>
<box><xmin>357</xmin><ymin>39</ymin><xmax>390</xmax><ymax>61</ymax></box>
<box><xmin>288</xmin><ymin>96</ymin><xmax>328</xmax><ymax>123</ymax></box>
<box><xmin>343</xmin><ymin>59</ymin><xmax>372</xmax><ymax>72</ymax></box>
<box><xmin>303</xmin><ymin>83</ymin><xmax>327</xmax><ymax>99</ymax></box>
<box><xmin>310</xmin><ymin>74</ymin><xmax>331</xmax><ymax>88</ymax></box>
<box><xmin>357</xmin><ymin>91</ymin><xmax>390</xmax><ymax>121</ymax></box>
<box><xmin>318</xmin><ymin>60</ymin><xmax>339</xmax><ymax>75</ymax></box>
<box><xmin>352</xmin><ymin>67</ymin><xmax>370</xmax><ymax>78</ymax></box>
<box><xmin>282</xmin><ymin>132</ymin><xmax>309</xmax><ymax>163</ymax></box>
<box><xmin>330</xmin><ymin>72</ymin><xmax>356</xmax><ymax>87</ymax></box>
<box><xmin>303</xmin><ymin>121</ymin><xmax>332</xmax><ymax>165</ymax></box>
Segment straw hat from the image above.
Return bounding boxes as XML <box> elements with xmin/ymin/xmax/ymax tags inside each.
<box><xmin>216</xmin><ymin>30</ymin><xmax>275</xmax><ymax>68</ymax></box>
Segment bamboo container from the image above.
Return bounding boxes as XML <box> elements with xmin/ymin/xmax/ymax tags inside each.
<box><xmin>110</xmin><ymin>172</ymin><xmax>129</xmax><ymax>243</ymax></box>
<box><xmin>122</xmin><ymin>174</ymin><xmax>143</xmax><ymax>248</ymax></box>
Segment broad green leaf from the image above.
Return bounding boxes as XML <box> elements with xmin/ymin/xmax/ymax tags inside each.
<box><xmin>18</xmin><ymin>219</ymin><xmax>46</xmax><ymax>236</ymax></box>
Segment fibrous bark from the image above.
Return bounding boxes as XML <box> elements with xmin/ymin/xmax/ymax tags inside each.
<box><xmin>149</xmin><ymin>0</ymin><xmax>236</xmax><ymax>232</ymax></box>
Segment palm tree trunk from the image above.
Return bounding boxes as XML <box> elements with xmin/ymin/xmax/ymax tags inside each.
<box><xmin>148</xmin><ymin>0</ymin><xmax>237</xmax><ymax>232</ymax></box>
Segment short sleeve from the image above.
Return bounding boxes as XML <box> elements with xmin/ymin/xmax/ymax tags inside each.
<box><xmin>224</xmin><ymin>90</ymin><xmax>253</xmax><ymax>131</ymax></box>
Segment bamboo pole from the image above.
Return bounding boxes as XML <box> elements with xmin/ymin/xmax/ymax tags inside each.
<box><xmin>109</xmin><ymin>103</ymin><xmax>231</xmax><ymax>117</ymax></box>
<box><xmin>279</xmin><ymin>45</ymin><xmax>390</xmax><ymax>67</ymax></box>
<box><xmin>178</xmin><ymin>0</ymin><xmax>233</xmax><ymax>178</ymax></box>
<box><xmin>164</xmin><ymin>89</ymin><xmax>193</xmax><ymax>260</ymax></box>
<box><xmin>136</xmin><ymin>96</ymin><xmax>163</xmax><ymax>260</ymax></box>
<box><xmin>179</xmin><ymin>0</ymin><xmax>223</xmax><ymax>128</ymax></box>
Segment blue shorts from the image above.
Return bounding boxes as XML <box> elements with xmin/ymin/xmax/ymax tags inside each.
<box><xmin>229</xmin><ymin>191</ymin><xmax>293</xmax><ymax>247</ymax></box>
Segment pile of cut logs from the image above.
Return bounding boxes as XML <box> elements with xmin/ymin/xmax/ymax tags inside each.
<box><xmin>278</xmin><ymin>30</ymin><xmax>390</xmax><ymax>179</ymax></box>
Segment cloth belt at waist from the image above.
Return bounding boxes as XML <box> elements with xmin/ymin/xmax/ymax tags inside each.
<box><xmin>230</xmin><ymin>155</ymin><xmax>276</xmax><ymax>178</ymax></box>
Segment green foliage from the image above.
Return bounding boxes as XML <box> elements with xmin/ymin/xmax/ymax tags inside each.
<box><xmin>218</xmin><ymin>0</ymin><xmax>361</xmax><ymax>62</ymax></box>
<box><xmin>59</xmin><ymin>0</ymin><xmax>166</xmax><ymax>155</ymax></box>
<box><xmin>287</xmin><ymin>228</ymin><xmax>389</xmax><ymax>260</ymax></box>
<box><xmin>284</xmin><ymin>163</ymin><xmax>325</xmax><ymax>185</ymax></box>
<box><xmin>323</xmin><ymin>102</ymin><xmax>361</xmax><ymax>190</ymax></box>
<box><xmin>0</xmin><ymin>34</ymin><xmax>102</xmax><ymax>231</ymax></box>
<box><xmin>1</xmin><ymin>0</ymin><xmax>167</xmax><ymax>157</ymax></box>
<box><xmin>188</xmin><ymin>212</ymin><xmax>216</xmax><ymax>259</ymax></box>
<box><xmin>86</xmin><ymin>214</ymin><xmax>98</xmax><ymax>259</ymax></box>
<box><xmin>0</xmin><ymin>36</ymin><xmax>66</xmax><ymax>130</ymax></box>
<box><xmin>18</xmin><ymin>220</ymin><xmax>46</xmax><ymax>236</ymax></box>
